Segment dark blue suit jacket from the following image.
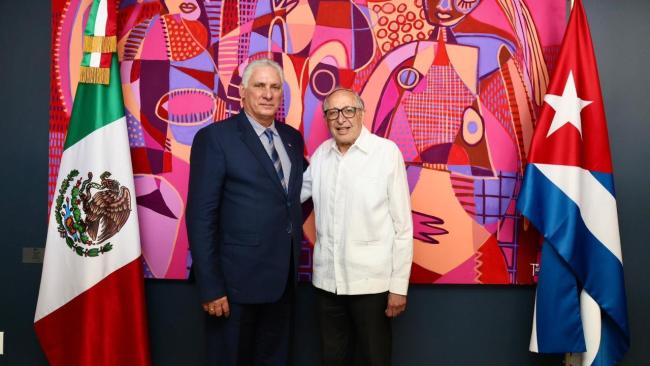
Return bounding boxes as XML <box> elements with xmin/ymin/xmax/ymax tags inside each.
<box><xmin>186</xmin><ymin>112</ymin><xmax>304</xmax><ymax>304</ymax></box>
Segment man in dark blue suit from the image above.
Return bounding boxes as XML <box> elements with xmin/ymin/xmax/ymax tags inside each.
<box><xmin>186</xmin><ymin>59</ymin><xmax>305</xmax><ymax>366</ymax></box>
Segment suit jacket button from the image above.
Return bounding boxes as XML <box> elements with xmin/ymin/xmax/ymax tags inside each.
<box><xmin>286</xmin><ymin>222</ymin><xmax>293</xmax><ymax>234</ymax></box>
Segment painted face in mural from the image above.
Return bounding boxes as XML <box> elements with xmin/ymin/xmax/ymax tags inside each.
<box><xmin>324</xmin><ymin>90</ymin><xmax>364</xmax><ymax>153</ymax></box>
<box><xmin>240</xmin><ymin>65</ymin><xmax>283</xmax><ymax>126</ymax></box>
<box><xmin>424</xmin><ymin>0</ymin><xmax>481</xmax><ymax>27</ymax></box>
<box><xmin>164</xmin><ymin>0</ymin><xmax>201</xmax><ymax>20</ymax></box>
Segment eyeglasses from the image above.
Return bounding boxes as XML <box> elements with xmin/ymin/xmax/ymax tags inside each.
<box><xmin>324</xmin><ymin>106</ymin><xmax>362</xmax><ymax>121</ymax></box>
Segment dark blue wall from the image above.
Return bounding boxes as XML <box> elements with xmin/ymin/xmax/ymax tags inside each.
<box><xmin>1</xmin><ymin>1</ymin><xmax>648</xmax><ymax>365</ymax></box>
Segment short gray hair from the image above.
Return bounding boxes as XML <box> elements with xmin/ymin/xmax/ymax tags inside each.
<box><xmin>322</xmin><ymin>87</ymin><xmax>365</xmax><ymax>112</ymax></box>
<box><xmin>241</xmin><ymin>59</ymin><xmax>285</xmax><ymax>88</ymax></box>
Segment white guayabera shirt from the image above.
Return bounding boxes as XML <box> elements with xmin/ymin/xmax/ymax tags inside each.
<box><xmin>301</xmin><ymin>127</ymin><xmax>413</xmax><ymax>295</ymax></box>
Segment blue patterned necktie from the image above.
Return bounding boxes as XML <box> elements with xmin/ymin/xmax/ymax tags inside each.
<box><xmin>263</xmin><ymin>129</ymin><xmax>287</xmax><ymax>193</ymax></box>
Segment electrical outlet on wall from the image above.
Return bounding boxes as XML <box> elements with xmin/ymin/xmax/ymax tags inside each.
<box><xmin>22</xmin><ymin>248</ymin><xmax>45</xmax><ymax>264</ymax></box>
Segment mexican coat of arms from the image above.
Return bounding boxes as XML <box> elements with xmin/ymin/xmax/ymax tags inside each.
<box><xmin>54</xmin><ymin>170</ymin><xmax>132</xmax><ymax>257</ymax></box>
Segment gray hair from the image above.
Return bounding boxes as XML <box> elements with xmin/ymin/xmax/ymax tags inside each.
<box><xmin>241</xmin><ymin>59</ymin><xmax>285</xmax><ymax>88</ymax></box>
<box><xmin>322</xmin><ymin>87</ymin><xmax>365</xmax><ymax>112</ymax></box>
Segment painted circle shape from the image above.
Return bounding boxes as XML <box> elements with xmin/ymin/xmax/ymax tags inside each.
<box><xmin>311</xmin><ymin>68</ymin><xmax>337</xmax><ymax>97</ymax></box>
<box><xmin>462</xmin><ymin>108</ymin><xmax>484</xmax><ymax>146</ymax></box>
<box><xmin>397</xmin><ymin>68</ymin><xmax>420</xmax><ymax>90</ymax></box>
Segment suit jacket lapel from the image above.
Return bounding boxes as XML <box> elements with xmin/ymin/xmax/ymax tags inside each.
<box><xmin>236</xmin><ymin>113</ymin><xmax>286</xmax><ymax>195</ymax></box>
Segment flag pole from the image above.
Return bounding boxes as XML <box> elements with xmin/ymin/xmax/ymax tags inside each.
<box><xmin>564</xmin><ymin>353</ymin><xmax>581</xmax><ymax>365</ymax></box>
<box><xmin>564</xmin><ymin>1</ymin><xmax>580</xmax><ymax>365</ymax></box>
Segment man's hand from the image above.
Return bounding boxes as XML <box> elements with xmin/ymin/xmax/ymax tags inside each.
<box><xmin>203</xmin><ymin>296</ymin><xmax>230</xmax><ymax>317</ymax></box>
<box><xmin>385</xmin><ymin>293</ymin><xmax>407</xmax><ymax>318</ymax></box>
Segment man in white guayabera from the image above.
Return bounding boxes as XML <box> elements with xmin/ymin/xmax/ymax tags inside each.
<box><xmin>301</xmin><ymin>88</ymin><xmax>414</xmax><ymax>366</ymax></box>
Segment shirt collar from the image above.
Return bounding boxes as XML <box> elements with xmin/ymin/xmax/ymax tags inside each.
<box><xmin>245</xmin><ymin>112</ymin><xmax>278</xmax><ymax>137</ymax></box>
<box><xmin>328</xmin><ymin>126</ymin><xmax>372</xmax><ymax>155</ymax></box>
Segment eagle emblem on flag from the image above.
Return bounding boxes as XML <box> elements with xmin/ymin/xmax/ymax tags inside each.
<box><xmin>54</xmin><ymin>169</ymin><xmax>132</xmax><ymax>257</ymax></box>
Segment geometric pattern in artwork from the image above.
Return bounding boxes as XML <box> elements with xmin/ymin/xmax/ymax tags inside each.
<box><xmin>50</xmin><ymin>0</ymin><xmax>567</xmax><ymax>283</ymax></box>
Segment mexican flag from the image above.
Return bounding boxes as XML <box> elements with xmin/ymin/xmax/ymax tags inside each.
<box><xmin>35</xmin><ymin>0</ymin><xmax>150</xmax><ymax>364</ymax></box>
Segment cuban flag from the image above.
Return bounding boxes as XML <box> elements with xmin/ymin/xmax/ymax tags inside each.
<box><xmin>517</xmin><ymin>0</ymin><xmax>630</xmax><ymax>364</ymax></box>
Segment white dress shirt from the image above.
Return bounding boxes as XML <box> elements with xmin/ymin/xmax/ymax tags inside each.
<box><xmin>301</xmin><ymin>127</ymin><xmax>413</xmax><ymax>295</ymax></box>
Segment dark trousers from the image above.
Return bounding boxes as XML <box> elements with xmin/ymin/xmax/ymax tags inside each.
<box><xmin>315</xmin><ymin>288</ymin><xmax>391</xmax><ymax>366</ymax></box>
<box><xmin>206</xmin><ymin>257</ymin><xmax>295</xmax><ymax>366</ymax></box>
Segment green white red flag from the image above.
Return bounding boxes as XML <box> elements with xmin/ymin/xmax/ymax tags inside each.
<box><xmin>35</xmin><ymin>0</ymin><xmax>150</xmax><ymax>364</ymax></box>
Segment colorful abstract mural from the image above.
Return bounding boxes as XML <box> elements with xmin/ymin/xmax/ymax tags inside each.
<box><xmin>50</xmin><ymin>0</ymin><xmax>566</xmax><ymax>282</ymax></box>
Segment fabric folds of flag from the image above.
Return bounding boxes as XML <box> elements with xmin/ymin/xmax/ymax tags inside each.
<box><xmin>518</xmin><ymin>0</ymin><xmax>629</xmax><ymax>365</ymax></box>
<box><xmin>35</xmin><ymin>0</ymin><xmax>150</xmax><ymax>364</ymax></box>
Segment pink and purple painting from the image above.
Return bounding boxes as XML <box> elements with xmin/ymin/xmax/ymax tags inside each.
<box><xmin>50</xmin><ymin>0</ymin><xmax>566</xmax><ymax>283</ymax></box>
